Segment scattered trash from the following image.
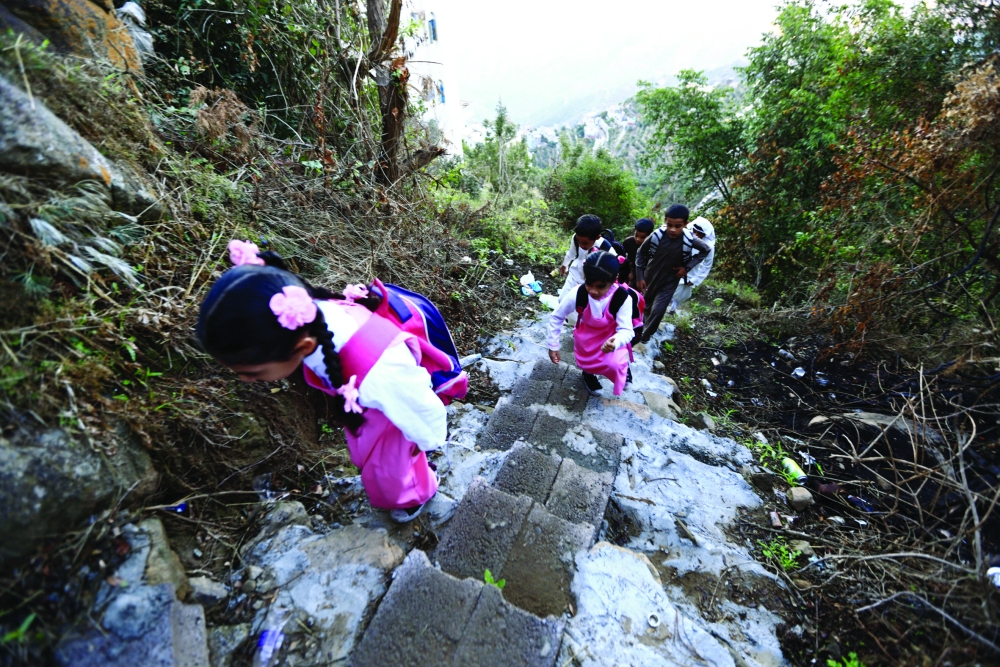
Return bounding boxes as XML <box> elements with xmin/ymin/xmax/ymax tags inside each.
<box><xmin>797</xmin><ymin>451</ymin><xmax>816</xmax><ymax>466</ymax></box>
<box><xmin>647</xmin><ymin>613</ymin><xmax>661</xmax><ymax>628</ymax></box>
<box><xmin>847</xmin><ymin>495</ymin><xmax>875</xmax><ymax>513</ymax></box>
<box><xmin>538</xmin><ymin>294</ymin><xmax>560</xmax><ymax>310</ymax></box>
<box><xmin>193</xmin><ymin>548</ymin><xmax>203</xmax><ymax>559</ymax></box>
<box><xmin>807</xmin><ymin>415</ymin><xmax>828</xmax><ymax>426</ymax></box>
<box><xmin>769</xmin><ymin>511</ymin><xmax>783</xmax><ymax>528</ymax></box>
<box><xmin>529</xmin><ymin>281</ymin><xmax>543</xmax><ymax>293</ymax></box>
<box><xmin>791</xmin><ymin>367</ymin><xmax>806</xmax><ymax>378</ymax></box>
<box><xmin>700</xmin><ymin>378</ymin><xmax>713</xmax><ymax>391</ymax></box>
<box><xmin>778</xmin><ymin>349</ymin><xmax>796</xmax><ymax>361</ymax></box>
<box><xmin>519</xmin><ymin>271</ymin><xmax>536</xmax><ymax>286</ymax></box>
<box><xmin>826</xmin><ymin>516</ymin><xmax>846</xmax><ymax>525</ymax></box>
<box><xmin>520</xmin><ymin>285</ymin><xmax>534</xmax><ymax>296</ymax></box>
<box><xmin>816</xmin><ymin>482</ymin><xmax>842</xmax><ymax>495</ymax></box>
<box><xmin>727</xmin><ymin>380</ymin><xmax>735</xmax><ymax>387</ymax></box>
<box><xmin>252</xmin><ymin>473</ymin><xmax>275</xmax><ymax>501</ymax></box>
<box><xmin>459</xmin><ymin>256</ymin><xmax>473</xmax><ymax>264</ymax></box>
<box><xmin>504</xmin><ymin>258</ymin><xmax>514</xmax><ymax>266</ymax></box>
<box><xmin>753</xmin><ymin>432</ymin><xmax>768</xmax><ymax>445</ymax></box>
<box><xmin>782</xmin><ymin>457</ymin><xmax>807</xmax><ymax>484</ymax></box>
<box><xmin>854</xmin><ymin>519</ymin><xmax>868</xmax><ymax>527</ymax></box>
<box><xmin>711</xmin><ymin>357</ymin><xmax>721</xmax><ymax>366</ymax></box>
<box><xmin>988</xmin><ymin>567</ymin><xmax>1000</xmax><ymax>588</ymax></box>
<box><xmin>814</xmin><ymin>373</ymin><xmax>829</xmax><ymax>387</ymax></box>
<box><xmin>253</xmin><ymin>608</ymin><xmax>289</xmax><ymax>667</ymax></box>
<box><xmin>707</xmin><ymin>390</ymin><xmax>718</xmax><ymax>398</ymax></box>
<box><xmin>163</xmin><ymin>502</ymin><xmax>187</xmax><ymax>513</ymax></box>
<box><xmin>459</xmin><ymin>353</ymin><xmax>482</xmax><ymax>368</ymax></box>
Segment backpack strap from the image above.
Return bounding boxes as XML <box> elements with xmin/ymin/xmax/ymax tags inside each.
<box><xmin>338</xmin><ymin>305</ymin><xmax>404</xmax><ymax>387</ymax></box>
<box><xmin>609</xmin><ymin>285</ymin><xmax>628</xmax><ymax>318</ymax></box>
<box><xmin>575</xmin><ymin>284</ymin><xmax>588</xmax><ymax>314</ymax></box>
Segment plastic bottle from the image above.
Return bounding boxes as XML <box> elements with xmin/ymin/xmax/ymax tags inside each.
<box><xmin>847</xmin><ymin>495</ymin><xmax>875</xmax><ymax>513</ymax></box>
<box><xmin>781</xmin><ymin>457</ymin><xmax>807</xmax><ymax>485</ymax></box>
<box><xmin>253</xmin><ymin>608</ymin><xmax>290</xmax><ymax>667</ymax></box>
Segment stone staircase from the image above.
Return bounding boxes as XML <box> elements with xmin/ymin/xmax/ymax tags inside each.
<box><xmin>350</xmin><ymin>360</ymin><xmax>621</xmax><ymax>666</ymax></box>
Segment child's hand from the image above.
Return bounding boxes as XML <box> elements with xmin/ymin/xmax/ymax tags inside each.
<box><xmin>601</xmin><ymin>338</ymin><xmax>615</xmax><ymax>353</ymax></box>
<box><xmin>674</xmin><ymin>266</ymin><xmax>688</xmax><ymax>278</ymax></box>
<box><xmin>549</xmin><ymin>350</ymin><xmax>561</xmax><ymax>364</ymax></box>
<box><xmin>637</xmin><ymin>279</ymin><xmax>647</xmax><ymax>292</ymax></box>
<box><xmin>559</xmin><ymin>265</ymin><xmax>568</xmax><ymax>276</ymax></box>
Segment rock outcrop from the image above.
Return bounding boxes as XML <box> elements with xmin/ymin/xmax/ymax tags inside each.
<box><xmin>1</xmin><ymin>0</ymin><xmax>144</xmax><ymax>72</ymax></box>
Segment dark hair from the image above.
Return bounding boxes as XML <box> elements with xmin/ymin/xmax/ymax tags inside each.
<box><xmin>197</xmin><ymin>254</ymin><xmax>378</xmax><ymax>428</ymax></box>
<box><xmin>575</xmin><ymin>214</ymin><xmax>603</xmax><ymax>240</ymax></box>
<box><xmin>635</xmin><ymin>218</ymin><xmax>655</xmax><ymax>234</ymax></box>
<box><xmin>583</xmin><ymin>251</ymin><xmax>620</xmax><ymax>285</ymax></box>
<box><xmin>665</xmin><ymin>204</ymin><xmax>690</xmax><ymax>221</ymax></box>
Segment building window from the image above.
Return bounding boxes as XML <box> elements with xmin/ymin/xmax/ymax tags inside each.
<box><xmin>437</xmin><ymin>81</ymin><xmax>445</xmax><ymax>104</ymax></box>
<box><xmin>429</xmin><ymin>13</ymin><xmax>438</xmax><ymax>41</ymax></box>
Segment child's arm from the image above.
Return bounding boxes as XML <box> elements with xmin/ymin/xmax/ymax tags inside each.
<box><xmin>545</xmin><ymin>290</ymin><xmax>577</xmax><ymax>363</ymax></box>
<box><xmin>358</xmin><ymin>342</ymin><xmax>447</xmax><ymax>451</ymax></box>
<box><xmin>558</xmin><ymin>238</ymin><xmax>576</xmax><ymax>275</ymax></box>
<box><xmin>685</xmin><ymin>235</ymin><xmax>712</xmax><ymax>271</ymax></box>
<box><xmin>601</xmin><ymin>294</ymin><xmax>635</xmax><ymax>352</ymax></box>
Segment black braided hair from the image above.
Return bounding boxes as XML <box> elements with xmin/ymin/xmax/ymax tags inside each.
<box><xmin>583</xmin><ymin>250</ymin><xmax>620</xmax><ymax>285</ymax></box>
<box><xmin>197</xmin><ymin>251</ymin><xmax>380</xmax><ymax>430</ymax></box>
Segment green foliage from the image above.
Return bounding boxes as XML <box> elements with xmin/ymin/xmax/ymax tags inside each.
<box><xmin>758</xmin><ymin>538</ymin><xmax>801</xmax><ymax>571</ymax></box>
<box><xmin>1</xmin><ymin>613</ymin><xmax>36</xmax><ymax>644</ymax></box>
<box><xmin>462</xmin><ymin>104</ymin><xmax>536</xmax><ymax>198</ymax></box>
<box><xmin>483</xmin><ymin>569</ymin><xmax>506</xmax><ymax>589</ymax></box>
<box><xmin>672</xmin><ymin>313</ymin><xmax>694</xmax><ymax>336</ymax></box>
<box><xmin>636</xmin><ymin>69</ymin><xmax>745</xmax><ymax>205</ymax></box>
<box><xmin>827</xmin><ymin>653</ymin><xmax>867</xmax><ymax>667</ymax></box>
<box><xmin>546</xmin><ymin>143</ymin><xmax>649</xmax><ymax>234</ymax></box>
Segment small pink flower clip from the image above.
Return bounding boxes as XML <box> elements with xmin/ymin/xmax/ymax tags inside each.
<box><xmin>268</xmin><ymin>286</ymin><xmax>317</xmax><ymax>329</ymax></box>
<box><xmin>342</xmin><ymin>284</ymin><xmax>369</xmax><ymax>303</ymax></box>
<box><xmin>336</xmin><ymin>375</ymin><xmax>362</xmax><ymax>413</ymax></box>
<box><xmin>228</xmin><ymin>239</ymin><xmax>266</xmax><ymax>266</ymax></box>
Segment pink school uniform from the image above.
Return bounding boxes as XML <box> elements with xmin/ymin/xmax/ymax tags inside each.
<box><xmin>301</xmin><ymin>300</ymin><xmax>444</xmax><ymax>510</ymax></box>
<box><xmin>547</xmin><ymin>285</ymin><xmax>634</xmax><ymax>396</ymax></box>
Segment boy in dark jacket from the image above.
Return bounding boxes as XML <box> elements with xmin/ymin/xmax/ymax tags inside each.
<box><xmin>620</xmin><ymin>218</ymin><xmax>655</xmax><ymax>287</ymax></box>
<box><xmin>635</xmin><ymin>205</ymin><xmax>710</xmax><ymax>343</ymax></box>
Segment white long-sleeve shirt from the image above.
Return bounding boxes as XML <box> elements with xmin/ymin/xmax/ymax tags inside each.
<box><xmin>559</xmin><ymin>234</ymin><xmax>617</xmax><ymax>295</ymax></box>
<box><xmin>302</xmin><ymin>301</ymin><xmax>447</xmax><ymax>451</ymax></box>
<box><xmin>546</xmin><ymin>287</ymin><xmax>634</xmax><ymax>351</ymax></box>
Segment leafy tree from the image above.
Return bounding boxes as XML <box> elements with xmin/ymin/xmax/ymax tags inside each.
<box><xmin>546</xmin><ymin>144</ymin><xmax>649</xmax><ymax>233</ymax></box>
<box><xmin>635</xmin><ymin>70</ymin><xmax>746</xmax><ymax>205</ymax></box>
<box><xmin>462</xmin><ymin>104</ymin><xmax>535</xmax><ymax>198</ymax></box>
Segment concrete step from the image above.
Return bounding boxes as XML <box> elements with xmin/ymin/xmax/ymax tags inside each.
<box><xmin>350</xmin><ymin>550</ymin><xmax>563</xmax><ymax>667</ymax></box>
<box><xmin>433</xmin><ymin>477</ymin><xmax>595</xmax><ymax>618</ymax></box>
<box><xmin>494</xmin><ymin>443</ymin><xmax>613</xmax><ymax>530</ymax></box>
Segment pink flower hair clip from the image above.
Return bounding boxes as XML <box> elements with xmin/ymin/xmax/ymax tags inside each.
<box><xmin>336</xmin><ymin>375</ymin><xmax>362</xmax><ymax>413</ymax></box>
<box><xmin>342</xmin><ymin>284</ymin><xmax>369</xmax><ymax>303</ymax></box>
<box><xmin>268</xmin><ymin>286</ymin><xmax>317</xmax><ymax>329</ymax></box>
<box><xmin>228</xmin><ymin>239</ymin><xmax>266</xmax><ymax>266</ymax></box>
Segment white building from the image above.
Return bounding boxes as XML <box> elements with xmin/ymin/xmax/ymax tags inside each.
<box><xmin>400</xmin><ymin>1</ymin><xmax>465</xmax><ymax>152</ymax></box>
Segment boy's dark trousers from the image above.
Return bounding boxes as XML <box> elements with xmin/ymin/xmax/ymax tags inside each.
<box><xmin>640</xmin><ymin>277</ymin><xmax>681</xmax><ymax>343</ymax></box>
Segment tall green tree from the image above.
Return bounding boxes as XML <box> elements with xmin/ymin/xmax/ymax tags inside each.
<box><xmin>635</xmin><ymin>70</ymin><xmax>746</xmax><ymax>205</ymax></box>
<box><xmin>462</xmin><ymin>104</ymin><xmax>534</xmax><ymax>198</ymax></box>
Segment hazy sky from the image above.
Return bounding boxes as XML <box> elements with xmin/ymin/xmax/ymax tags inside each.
<box><xmin>432</xmin><ymin>0</ymin><xmax>782</xmax><ymax>127</ymax></box>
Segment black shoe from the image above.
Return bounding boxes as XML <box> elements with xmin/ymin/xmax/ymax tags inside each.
<box><xmin>582</xmin><ymin>372</ymin><xmax>603</xmax><ymax>396</ymax></box>
<box><xmin>626</xmin><ymin>367</ymin><xmax>633</xmax><ymax>385</ymax></box>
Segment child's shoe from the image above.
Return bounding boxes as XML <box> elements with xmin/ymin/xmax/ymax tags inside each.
<box><xmin>582</xmin><ymin>372</ymin><xmax>603</xmax><ymax>396</ymax></box>
<box><xmin>390</xmin><ymin>502</ymin><xmax>428</xmax><ymax>523</ymax></box>
<box><xmin>626</xmin><ymin>367</ymin><xmax>633</xmax><ymax>385</ymax></box>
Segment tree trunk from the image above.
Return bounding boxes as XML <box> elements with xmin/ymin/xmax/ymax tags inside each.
<box><xmin>366</xmin><ymin>0</ymin><xmax>405</xmax><ymax>184</ymax></box>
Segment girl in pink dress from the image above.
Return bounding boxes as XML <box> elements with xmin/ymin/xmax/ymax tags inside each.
<box><xmin>197</xmin><ymin>241</ymin><xmax>445</xmax><ymax>522</ymax></box>
<box><xmin>546</xmin><ymin>251</ymin><xmax>634</xmax><ymax>397</ymax></box>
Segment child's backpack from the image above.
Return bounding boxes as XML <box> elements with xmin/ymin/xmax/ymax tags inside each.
<box><xmin>328</xmin><ymin>279</ymin><xmax>468</xmax><ymax>405</ymax></box>
<box><xmin>574</xmin><ymin>284</ymin><xmax>644</xmax><ymax>343</ymax></box>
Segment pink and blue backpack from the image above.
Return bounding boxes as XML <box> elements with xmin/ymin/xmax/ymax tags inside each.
<box><xmin>330</xmin><ymin>279</ymin><xmax>468</xmax><ymax>405</ymax></box>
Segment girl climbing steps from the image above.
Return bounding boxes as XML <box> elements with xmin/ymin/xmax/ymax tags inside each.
<box><xmin>547</xmin><ymin>251</ymin><xmax>634</xmax><ymax>397</ymax></box>
<box><xmin>197</xmin><ymin>240</ymin><xmax>461</xmax><ymax>523</ymax></box>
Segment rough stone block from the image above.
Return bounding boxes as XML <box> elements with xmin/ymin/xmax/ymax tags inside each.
<box><xmin>510</xmin><ymin>379</ymin><xmax>554</xmax><ymax>407</ymax></box>
<box><xmin>452</xmin><ymin>584</ymin><xmax>563</xmax><ymax>667</ymax></box>
<box><xmin>788</xmin><ymin>487</ymin><xmax>815</xmax><ymax>510</ymax></box>
<box><xmin>545</xmin><ymin>457</ymin><xmax>614</xmax><ymax>530</ymax></box>
<box><xmin>436</xmin><ymin>478</ymin><xmax>533</xmax><ymax>581</ymax></box>
<box><xmin>528</xmin><ymin>360</ymin><xmax>568</xmax><ymax>384</ymax></box>
<box><xmin>528</xmin><ymin>414</ymin><xmax>621</xmax><ymax>474</ymax></box>
<box><xmin>641</xmin><ymin>390</ymin><xmax>679</xmax><ymax>421</ymax></box>
<box><xmin>55</xmin><ymin>583</ymin><xmax>209</xmax><ymax>667</ymax></box>
<box><xmin>206</xmin><ymin>624</ymin><xmax>249</xmax><ymax>667</ymax></box>
<box><xmin>349</xmin><ymin>550</ymin><xmax>481</xmax><ymax>667</ymax></box>
<box><xmin>477</xmin><ymin>403</ymin><xmax>537</xmax><ymax>451</ymax></box>
<box><xmin>501</xmin><ymin>505</ymin><xmax>593</xmax><ymax>617</ymax></box>
<box><xmin>493</xmin><ymin>443</ymin><xmax>561</xmax><ymax>504</ymax></box>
